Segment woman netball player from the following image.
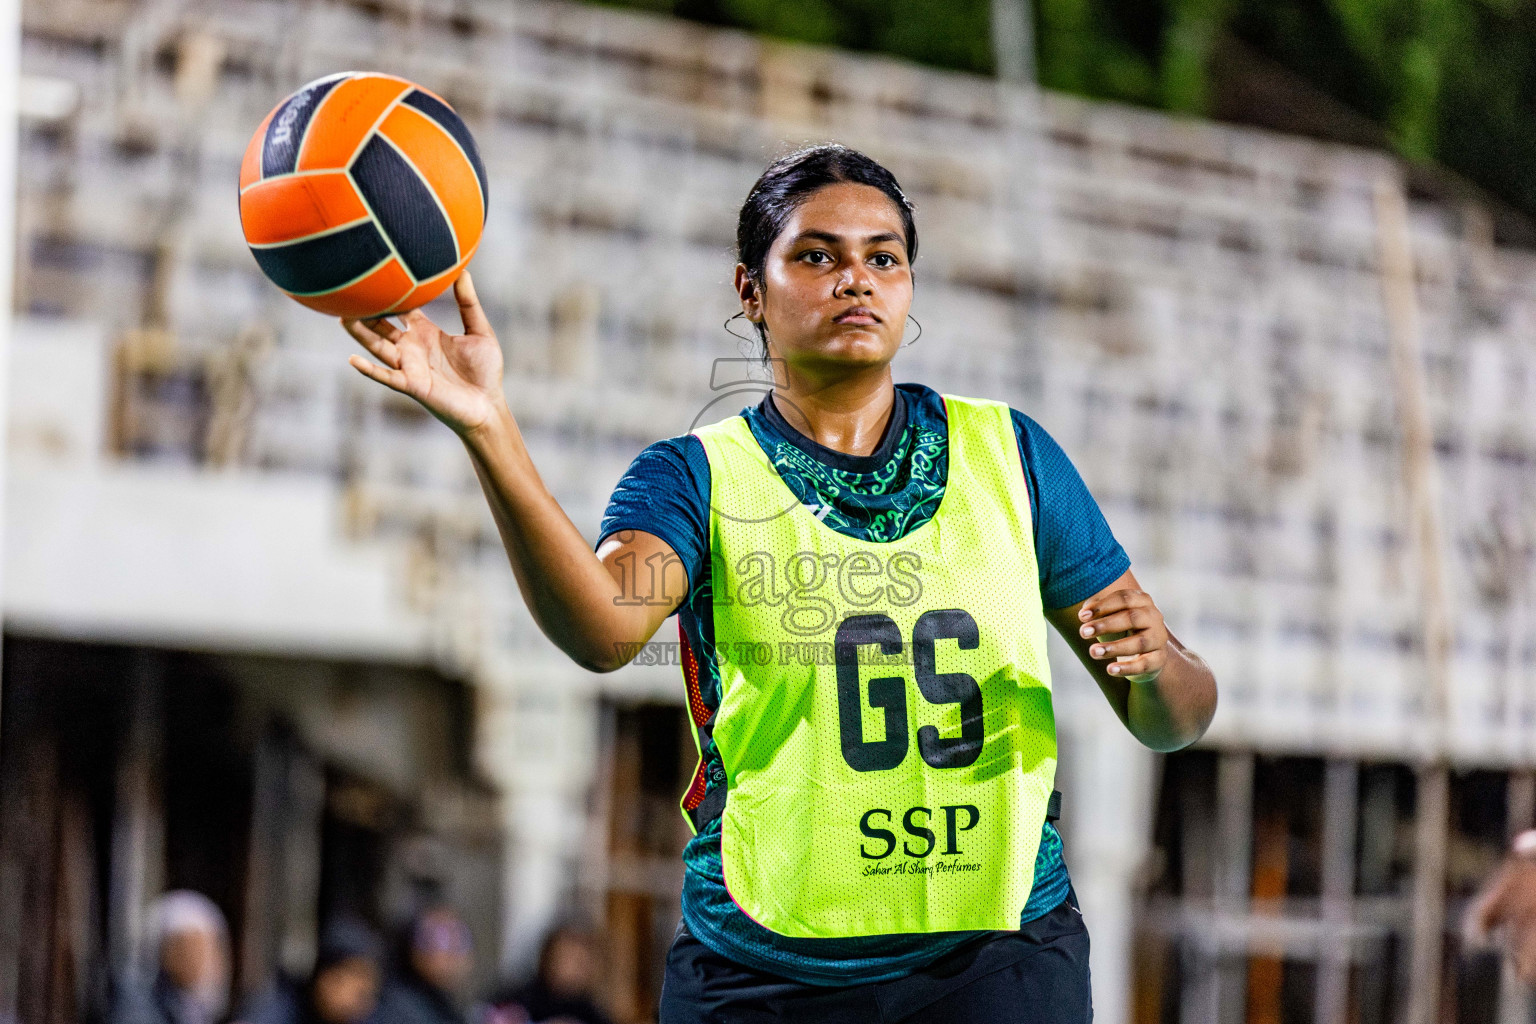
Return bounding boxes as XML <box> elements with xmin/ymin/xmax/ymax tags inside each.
<box><xmin>342</xmin><ymin>145</ymin><xmax>1217</xmax><ymax>1023</ymax></box>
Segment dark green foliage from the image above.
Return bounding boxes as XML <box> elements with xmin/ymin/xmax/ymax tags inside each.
<box><xmin>1036</xmin><ymin>0</ymin><xmax>1160</xmax><ymax>102</ymax></box>
<box><xmin>585</xmin><ymin>0</ymin><xmax>1536</xmax><ymax>218</ymax></box>
<box><xmin>589</xmin><ymin>0</ymin><xmax>997</xmax><ymax>74</ymax></box>
<box><xmin>1437</xmin><ymin>6</ymin><xmax>1536</xmax><ymax>213</ymax></box>
<box><xmin>1233</xmin><ymin>0</ymin><xmax>1536</xmax><ymax>211</ymax></box>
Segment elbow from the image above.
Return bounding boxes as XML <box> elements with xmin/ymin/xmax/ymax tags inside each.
<box><xmin>560</xmin><ymin>614</ymin><xmax>667</xmax><ymax>673</ymax></box>
<box><xmin>571</xmin><ymin>648</ymin><xmax>624</xmax><ymax>674</ymax></box>
<box><xmin>1165</xmin><ymin>674</ymin><xmax>1218</xmax><ymax>752</ymax></box>
<box><xmin>1199</xmin><ymin>685</ymin><xmax>1218</xmax><ymax>739</ymax></box>
<box><xmin>1135</xmin><ymin>667</ymin><xmax>1218</xmax><ymax>753</ymax></box>
<box><xmin>569</xmin><ymin>635</ymin><xmax>642</xmax><ymax>674</ymax></box>
<box><xmin>1165</xmin><ymin>712</ymin><xmax>1215</xmax><ymax>753</ymax></box>
<box><xmin>1141</xmin><ymin>721</ymin><xmax>1211</xmax><ymax>754</ymax></box>
<box><xmin>1193</xmin><ymin>667</ymin><xmax>1219</xmax><ymax>740</ymax></box>
<box><xmin>1142</xmin><ymin>731</ymin><xmax>1204</xmax><ymax>754</ymax></box>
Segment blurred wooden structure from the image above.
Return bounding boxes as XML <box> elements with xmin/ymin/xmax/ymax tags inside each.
<box><xmin>0</xmin><ymin>638</ymin><xmax>502</xmax><ymax>1024</ymax></box>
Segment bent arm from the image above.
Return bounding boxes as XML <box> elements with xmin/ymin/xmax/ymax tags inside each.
<box><xmin>1046</xmin><ymin>569</ymin><xmax>1217</xmax><ymax>751</ymax></box>
<box><xmin>462</xmin><ymin>407</ymin><xmax>685</xmax><ymax>672</ymax></box>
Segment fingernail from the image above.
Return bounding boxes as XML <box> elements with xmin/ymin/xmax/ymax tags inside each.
<box><xmin>1091</xmin><ymin>645</ymin><xmax>1105</xmax><ymax>657</ymax></box>
<box><xmin>1080</xmin><ymin>625</ymin><xmax>1094</xmax><ymax>638</ymax></box>
<box><xmin>1108</xmin><ymin>664</ymin><xmax>1120</xmax><ymax>674</ymax></box>
<box><xmin>1079</xmin><ymin>608</ymin><xmax>1092</xmax><ymax>620</ymax></box>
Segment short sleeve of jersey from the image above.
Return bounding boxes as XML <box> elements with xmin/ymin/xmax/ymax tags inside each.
<box><xmin>595</xmin><ymin>434</ymin><xmax>712</xmax><ymax>606</ymax></box>
<box><xmin>1011</xmin><ymin>409</ymin><xmax>1131</xmax><ymax>610</ymax></box>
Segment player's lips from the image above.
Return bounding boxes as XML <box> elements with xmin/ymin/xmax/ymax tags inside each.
<box><xmin>832</xmin><ymin>306</ymin><xmax>881</xmax><ymax>325</ymax></box>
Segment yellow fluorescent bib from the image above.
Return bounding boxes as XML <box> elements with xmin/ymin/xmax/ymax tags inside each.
<box><xmin>688</xmin><ymin>394</ymin><xmax>1057</xmax><ymax>938</ymax></box>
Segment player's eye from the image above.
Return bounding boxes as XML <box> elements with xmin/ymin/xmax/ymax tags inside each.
<box><xmin>869</xmin><ymin>252</ymin><xmax>900</xmax><ymax>268</ymax></box>
<box><xmin>799</xmin><ymin>249</ymin><xmax>833</xmax><ymax>265</ymax></box>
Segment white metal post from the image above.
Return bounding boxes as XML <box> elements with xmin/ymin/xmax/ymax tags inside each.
<box><xmin>991</xmin><ymin>0</ymin><xmax>1036</xmax><ymax>84</ymax></box>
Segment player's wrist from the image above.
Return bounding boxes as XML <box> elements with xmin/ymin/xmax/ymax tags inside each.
<box><xmin>460</xmin><ymin>400</ymin><xmax>516</xmax><ymax>451</ymax></box>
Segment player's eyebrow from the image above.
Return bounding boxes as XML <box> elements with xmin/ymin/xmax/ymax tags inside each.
<box><xmin>791</xmin><ymin>230</ymin><xmax>904</xmax><ymax>246</ymax></box>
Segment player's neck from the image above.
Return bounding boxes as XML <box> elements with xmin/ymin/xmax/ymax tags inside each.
<box><xmin>766</xmin><ymin>371</ymin><xmax>897</xmax><ymax>459</ymax></box>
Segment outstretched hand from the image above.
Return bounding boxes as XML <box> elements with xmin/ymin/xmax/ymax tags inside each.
<box><xmin>342</xmin><ymin>271</ymin><xmax>507</xmax><ymax>438</ymax></box>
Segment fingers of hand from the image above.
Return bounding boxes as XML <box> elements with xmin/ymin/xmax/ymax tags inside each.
<box><xmin>347</xmin><ymin>353</ymin><xmax>409</xmax><ymax>393</ymax></box>
<box><xmin>1077</xmin><ymin>589</ymin><xmax>1146</xmax><ymax>622</ymax></box>
<box><xmin>400</xmin><ymin>308</ymin><xmax>448</xmax><ymax>343</ymax></box>
<box><xmin>1080</xmin><ymin>607</ymin><xmax>1155</xmax><ymax>640</ymax></box>
<box><xmin>342</xmin><ymin>318</ymin><xmax>402</xmax><ymax>369</ymax></box>
<box><xmin>1107</xmin><ymin>650</ymin><xmax>1166</xmax><ymax>678</ymax></box>
<box><xmin>455</xmin><ymin>270</ymin><xmax>494</xmax><ymax>337</ymax></box>
<box><xmin>1089</xmin><ymin>631</ymin><xmax>1155</xmax><ymax>660</ymax></box>
<box><xmin>363</xmin><ymin>316</ymin><xmax>405</xmax><ymax>342</ymax></box>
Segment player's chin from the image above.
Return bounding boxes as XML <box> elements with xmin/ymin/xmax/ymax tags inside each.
<box><xmin>809</xmin><ymin>329</ymin><xmax>899</xmax><ymax>365</ymax></box>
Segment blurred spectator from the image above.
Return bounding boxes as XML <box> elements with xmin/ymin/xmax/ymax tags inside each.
<box><xmin>237</xmin><ymin>917</ymin><xmax>383</xmax><ymax>1024</ymax></box>
<box><xmin>1466</xmin><ymin>828</ymin><xmax>1536</xmax><ymax>982</ymax></box>
<box><xmin>110</xmin><ymin>890</ymin><xmax>232</xmax><ymax>1024</ymax></box>
<box><xmin>374</xmin><ymin>906</ymin><xmax>475</xmax><ymax>1024</ymax></box>
<box><xmin>486</xmin><ymin>926</ymin><xmax>612</xmax><ymax>1024</ymax></box>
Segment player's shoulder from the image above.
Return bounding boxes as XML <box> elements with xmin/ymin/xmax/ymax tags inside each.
<box><xmin>639</xmin><ymin>431</ymin><xmax>707</xmax><ymax>459</ymax></box>
<box><xmin>914</xmin><ymin>384</ymin><xmax>1029</xmax><ymax>425</ymax></box>
<box><xmin>911</xmin><ymin>383</ymin><xmax>999</xmax><ymax>409</ymax></box>
<box><xmin>1004</xmin><ymin>409</ymin><xmax>1097</xmax><ymax>504</ymax></box>
<box><xmin>1008</xmin><ymin>407</ymin><xmax>1059</xmax><ymax>445</ymax></box>
<box><xmin>609</xmin><ymin>433</ymin><xmax>710</xmax><ymax>503</ymax></box>
<box><xmin>905</xmin><ymin>384</ymin><xmax>1056</xmax><ymax>448</ymax></box>
<box><xmin>894</xmin><ymin>381</ymin><xmax>952</xmax><ymax>422</ymax></box>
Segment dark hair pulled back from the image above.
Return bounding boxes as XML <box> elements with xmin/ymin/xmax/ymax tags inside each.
<box><xmin>736</xmin><ymin>144</ymin><xmax>917</xmax><ymax>354</ymax></box>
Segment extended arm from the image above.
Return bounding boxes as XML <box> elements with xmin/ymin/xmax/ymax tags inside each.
<box><xmin>344</xmin><ymin>274</ymin><xmax>683</xmax><ymax>672</ymax></box>
<box><xmin>1045</xmin><ymin>568</ymin><xmax>1216</xmax><ymax>751</ymax></box>
<box><xmin>462</xmin><ymin>410</ymin><xmax>684</xmax><ymax>671</ymax></box>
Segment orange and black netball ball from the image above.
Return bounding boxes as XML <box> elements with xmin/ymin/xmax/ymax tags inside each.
<box><xmin>238</xmin><ymin>72</ymin><xmax>488</xmax><ymax>318</ymax></box>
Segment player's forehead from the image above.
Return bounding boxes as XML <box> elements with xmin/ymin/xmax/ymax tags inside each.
<box><xmin>773</xmin><ymin>182</ymin><xmax>908</xmax><ymax>251</ymax></box>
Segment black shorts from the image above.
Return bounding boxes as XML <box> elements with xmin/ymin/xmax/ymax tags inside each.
<box><xmin>658</xmin><ymin>888</ymin><xmax>1093</xmax><ymax>1024</ymax></box>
